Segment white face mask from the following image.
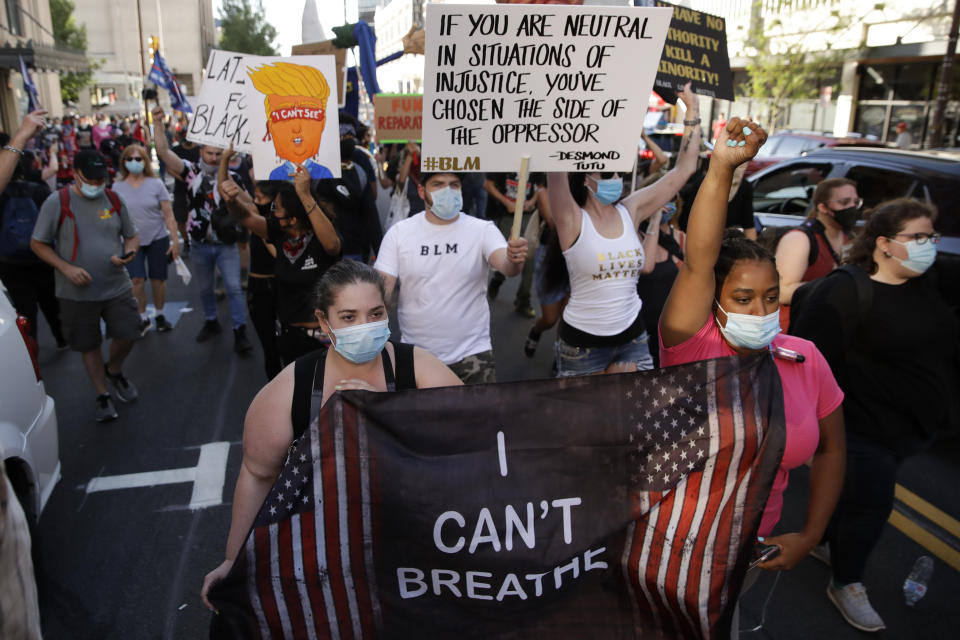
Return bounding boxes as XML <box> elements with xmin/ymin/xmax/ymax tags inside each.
<box><xmin>715</xmin><ymin>301</ymin><xmax>781</xmax><ymax>350</ymax></box>
<box><xmin>428</xmin><ymin>186</ymin><xmax>462</xmax><ymax>220</ymax></box>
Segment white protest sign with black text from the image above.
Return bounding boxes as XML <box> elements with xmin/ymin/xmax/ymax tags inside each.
<box><xmin>187</xmin><ymin>49</ymin><xmax>260</xmax><ymax>151</ymax></box>
<box><xmin>421</xmin><ymin>4</ymin><xmax>672</xmax><ymax>173</ymax></box>
<box><xmin>243</xmin><ymin>55</ymin><xmax>341</xmax><ymax>181</ymax></box>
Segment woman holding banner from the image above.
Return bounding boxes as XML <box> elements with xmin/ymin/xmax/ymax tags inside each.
<box><xmin>546</xmin><ymin>82</ymin><xmax>701</xmax><ymax>376</ymax></box>
<box><xmin>658</xmin><ymin>118</ymin><xmax>846</xmax><ymax>633</ymax></box>
<box><xmin>200</xmin><ymin>259</ymin><xmax>462</xmax><ymax>612</ymax></box>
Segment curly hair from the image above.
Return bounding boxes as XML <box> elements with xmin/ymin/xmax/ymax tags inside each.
<box><xmin>715</xmin><ymin>228</ymin><xmax>778</xmax><ymax>296</ymax></box>
<box><xmin>845</xmin><ymin>198</ymin><xmax>937</xmax><ymax>274</ymax></box>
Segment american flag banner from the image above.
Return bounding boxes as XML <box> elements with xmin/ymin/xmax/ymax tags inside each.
<box><xmin>209</xmin><ymin>354</ymin><xmax>785</xmax><ymax>639</ymax></box>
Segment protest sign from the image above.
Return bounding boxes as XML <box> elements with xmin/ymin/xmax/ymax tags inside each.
<box><xmin>651</xmin><ymin>0</ymin><xmax>733</xmax><ymax>101</ymax></box>
<box><xmin>421</xmin><ymin>4</ymin><xmax>673</xmax><ymax>173</ymax></box>
<box><xmin>243</xmin><ymin>55</ymin><xmax>341</xmax><ymax>181</ymax></box>
<box><xmin>374</xmin><ymin>94</ymin><xmax>423</xmax><ymax>142</ymax></box>
<box><xmin>209</xmin><ymin>354</ymin><xmax>786</xmax><ymax>639</ymax></box>
<box><xmin>187</xmin><ymin>49</ymin><xmax>260</xmax><ymax>151</ymax></box>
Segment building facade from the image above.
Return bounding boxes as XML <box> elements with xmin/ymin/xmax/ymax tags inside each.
<box><xmin>0</xmin><ymin>0</ymin><xmax>87</xmax><ymax>129</ymax></box>
<box><xmin>73</xmin><ymin>0</ymin><xmax>215</xmax><ymax>115</ymax></box>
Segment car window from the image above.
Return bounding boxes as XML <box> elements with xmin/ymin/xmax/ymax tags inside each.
<box><xmin>774</xmin><ymin>136</ymin><xmax>814</xmax><ymax>157</ymax></box>
<box><xmin>845</xmin><ymin>166</ymin><xmax>917</xmax><ymax>209</ymax></box>
<box><xmin>754</xmin><ymin>136</ymin><xmax>781</xmax><ymax>158</ymax></box>
<box><xmin>752</xmin><ymin>162</ymin><xmax>833</xmax><ymax>214</ymax></box>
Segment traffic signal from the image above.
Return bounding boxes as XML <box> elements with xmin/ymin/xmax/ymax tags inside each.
<box><xmin>147</xmin><ymin>36</ymin><xmax>159</xmax><ymax>58</ymax></box>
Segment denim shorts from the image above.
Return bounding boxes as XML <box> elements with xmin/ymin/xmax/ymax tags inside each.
<box><xmin>126</xmin><ymin>235</ymin><xmax>170</xmax><ymax>281</ymax></box>
<box><xmin>555</xmin><ymin>331</ymin><xmax>655</xmax><ymax>377</ymax></box>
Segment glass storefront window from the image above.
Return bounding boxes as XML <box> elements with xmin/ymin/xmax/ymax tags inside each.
<box><xmin>855</xmin><ymin>105</ymin><xmax>887</xmax><ymax>140</ymax></box>
<box><xmin>889</xmin><ymin>105</ymin><xmax>926</xmax><ymax>147</ymax></box>
<box><xmin>860</xmin><ymin>65</ymin><xmax>892</xmax><ymax>100</ymax></box>
<box><xmin>893</xmin><ymin>64</ymin><xmax>935</xmax><ymax>101</ymax></box>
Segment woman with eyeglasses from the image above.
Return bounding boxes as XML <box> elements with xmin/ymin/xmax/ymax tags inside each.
<box><xmin>218</xmin><ymin>153</ymin><xmax>341</xmax><ymax>364</ymax></box>
<box><xmin>545</xmin><ymin>82</ymin><xmax>701</xmax><ymax>376</ymax></box>
<box><xmin>115</xmin><ymin>143</ymin><xmax>179</xmax><ymax>333</ymax></box>
<box><xmin>789</xmin><ymin>198</ymin><xmax>959</xmax><ymax>633</ymax></box>
<box><xmin>775</xmin><ymin>178</ymin><xmax>861</xmax><ymax>330</ymax></box>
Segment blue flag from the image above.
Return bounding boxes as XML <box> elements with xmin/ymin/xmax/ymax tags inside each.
<box><xmin>149</xmin><ymin>51</ymin><xmax>192</xmax><ymax>114</ymax></box>
<box><xmin>18</xmin><ymin>56</ymin><xmax>40</xmax><ymax>112</ymax></box>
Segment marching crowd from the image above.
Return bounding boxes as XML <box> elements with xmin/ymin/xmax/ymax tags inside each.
<box><xmin>1</xmin><ymin>81</ymin><xmax>958</xmax><ymax>635</ymax></box>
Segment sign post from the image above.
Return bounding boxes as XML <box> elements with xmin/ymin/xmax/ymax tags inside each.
<box><xmin>510</xmin><ymin>154</ymin><xmax>530</xmax><ymax>240</ymax></box>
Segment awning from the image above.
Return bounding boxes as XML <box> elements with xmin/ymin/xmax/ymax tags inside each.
<box><xmin>0</xmin><ymin>39</ymin><xmax>88</xmax><ymax>73</ymax></box>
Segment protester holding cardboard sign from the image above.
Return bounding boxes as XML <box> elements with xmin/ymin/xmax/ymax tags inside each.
<box><xmin>546</xmin><ymin>82</ymin><xmax>701</xmax><ymax>377</ymax></box>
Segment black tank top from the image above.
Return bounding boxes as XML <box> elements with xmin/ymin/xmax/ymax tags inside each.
<box><xmin>290</xmin><ymin>342</ymin><xmax>416</xmax><ymax>442</ymax></box>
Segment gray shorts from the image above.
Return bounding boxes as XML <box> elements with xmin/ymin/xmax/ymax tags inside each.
<box><xmin>59</xmin><ymin>292</ymin><xmax>141</xmax><ymax>353</ymax></box>
<box><xmin>447</xmin><ymin>349</ymin><xmax>497</xmax><ymax>385</ymax></box>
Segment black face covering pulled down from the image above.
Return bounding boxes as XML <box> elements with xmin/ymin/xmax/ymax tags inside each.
<box><xmin>830</xmin><ymin>206</ymin><xmax>861</xmax><ymax>233</ymax></box>
<box><xmin>256</xmin><ymin>202</ymin><xmax>272</xmax><ymax>218</ymax></box>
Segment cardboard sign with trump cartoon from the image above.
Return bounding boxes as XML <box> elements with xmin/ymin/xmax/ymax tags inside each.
<box><xmin>244</xmin><ymin>55</ymin><xmax>341</xmax><ymax>180</ymax></box>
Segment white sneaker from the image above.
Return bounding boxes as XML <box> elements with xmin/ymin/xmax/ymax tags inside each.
<box><xmin>827</xmin><ymin>581</ymin><xmax>885</xmax><ymax>632</ymax></box>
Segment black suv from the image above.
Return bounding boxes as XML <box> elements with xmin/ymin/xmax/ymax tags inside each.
<box><xmin>747</xmin><ymin>147</ymin><xmax>960</xmax><ymax>257</ymax></box>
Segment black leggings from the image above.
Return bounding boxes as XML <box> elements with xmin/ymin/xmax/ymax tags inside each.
<box><xmin>0</xmin><ymin>261</ymin><xmax>65</xmax><ymax>343</ymax></box>
<box><xmin>246</xmin><ymin>276</ymin><xmax>282</xmax><ymax>379</ymax></box>
<box><xmin>828</xmin><ymin>433</ymin><xmax>903</xmax><ymax>584</ymax></box>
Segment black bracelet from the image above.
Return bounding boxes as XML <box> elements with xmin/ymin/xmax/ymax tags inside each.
<box><xmin>683</xmin><ymin>118</ymin><xmax>701</xmax><ymax>126</ymax></box>
<box><xmin>306</xmin><ymin>202</ymin><xmax>318</xmax><ymax>215</ymax></box>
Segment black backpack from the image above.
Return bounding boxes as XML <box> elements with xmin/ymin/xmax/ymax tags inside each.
<box><xmin>788</xmin><ymin>264</ymin><xmax>873</xmax><ymax>336</ymax></box>
<box><xmin>0</xmin><ymin>182</ymin><xmax>46</xmax><ymax>260</ymax></box>
<box><xmin>758</xmin><ymin>218</ymin><xmax>823</xmax><ymax>267</ymax></box>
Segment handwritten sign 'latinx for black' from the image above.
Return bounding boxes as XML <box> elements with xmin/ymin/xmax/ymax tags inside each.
<box><xmin>649</xmin><ymin>0</ymin><xmax>734</xmax><ymax>101</ymax></box>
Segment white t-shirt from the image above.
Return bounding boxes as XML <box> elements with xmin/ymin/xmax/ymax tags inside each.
<box><xmin>375</xmin><ymin>212</ymin><xmax>506</xmax><ymax>364</ymax></box>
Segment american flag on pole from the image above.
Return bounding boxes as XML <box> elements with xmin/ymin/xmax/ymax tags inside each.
<box><xmin>18</xmin><ymin>56</ymin><xmax>40</xmax><ymax>113</ymax></box>
<box><xmin>149</xmin><ymin>51</ymin><xmax>192</xmax><ymax>114</ymax></box>
<box><xmin>209</xmin><ymin>354</ymin><xmax>785</xmax><ymax>639</ymax></box>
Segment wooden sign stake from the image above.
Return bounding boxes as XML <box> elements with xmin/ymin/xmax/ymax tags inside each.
<box><xmin>510</xmin><ymin>155</ymin><xmax>531</xmax><ymax>240</ymax></box>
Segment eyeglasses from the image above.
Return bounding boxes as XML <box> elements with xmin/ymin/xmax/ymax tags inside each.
<box><xmin>892</xmin><ymin>232</ymin><xmax>941</xmax><ymax>245</ymax></box>
<box><xmin>829</xmin><ymin>197</ymin><xmax>863</xmax><ymax>209</ymax></box>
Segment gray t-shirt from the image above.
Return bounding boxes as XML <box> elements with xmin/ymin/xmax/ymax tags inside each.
<box><xmin>32</xmin><ymin>187</ymin><xmax>138</xmax><ymax>301</ymax></box>
<box><xmin>112</xmin><ymin>178</ymin><xmax>170</xmax><ymax>245</ymax></box>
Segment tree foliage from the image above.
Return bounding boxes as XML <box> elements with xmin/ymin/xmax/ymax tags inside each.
<box><xmin>218</xmin><ymin>0</ymin><xmax>278</xmax><ymax>56</ymax></box>
<box><xmin>50</xmin><ymin>0</ymin><xmax>98</xmax><ymax>104</ymax></box>
<box><xmin>740</xmin><ymin>1</ymin><xmax>882</xmax><ymax>130</ymax></box>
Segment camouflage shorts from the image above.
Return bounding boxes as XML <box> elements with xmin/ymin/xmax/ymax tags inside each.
<box><xmin>448</xmin><ymin>350</ymin><xmax>497</xmax><ymax>385</ymax></box>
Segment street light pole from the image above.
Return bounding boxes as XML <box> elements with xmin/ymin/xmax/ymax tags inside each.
<box><xmin>135</xmin><ymin>0</ymin><xmax>152</xmax><ymax>146</ymax></box>
<box><xmin>929</xmin><ymin>0</ymin><xmax>960</xmax><ymax>148</ymax></box>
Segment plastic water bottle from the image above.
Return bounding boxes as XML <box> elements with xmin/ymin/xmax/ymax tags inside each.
<box><xmin>903</xmin><ymin>555</ymin><xmax>934</xmax><ymax>606</ymax></box>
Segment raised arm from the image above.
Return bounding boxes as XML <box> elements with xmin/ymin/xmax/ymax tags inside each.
<box><xmin>660</xmin><ymin>118</ymin><xmax>766</xmax><ymax>348</ymax></box>
<box><xmin>41</xmin><ymin>141</ymin><xmax>58</xmax><ymax>181</ymax></box>
<box><xmin>622</xmin><ymin>82</ymin><xmax>702</xmax><ymax>226</ymax></box>
<box><xmin>0</xmin><ymin>110</ymin><xmax>46</xmax><ymax>192</ymax></box>
<box><xmin>546</xmin><ymin>172</ymin><xmax>582</xmax><ymax>250</ymax></box>
<box><xmin>292</xmin><ymin>165</ymin><xmax>340</xmax><ymax>256</ymax></box>
<box><xmin>640</xmin><ymin>210</ymin><xmax>663</xmax><ymax>275</ymax></box>
<box><xmin>151</xmin><ymin>105</ymin><xmax>184</xmax><ymax>178</ymax></box>
<box><xmin>218</xmin><ymin>145</ymin><xmax>268</xmax><ymax>240</ymax></box>
<box><xmin>640</xmin><ymin>130</ymin><xmax>668</xmax><ymax>176</ymax></box>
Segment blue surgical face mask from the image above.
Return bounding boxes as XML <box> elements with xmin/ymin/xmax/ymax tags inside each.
<box><xmin>715</xmin><ymin>300</ymin><xmax>781</xmax><ymax>350</ymax></box>
<box><xmin>891</xmin><ymin>238</ymin><xmax>937</xmax><ymax>274</ymax></box>
<box><xmin>330</xmin><ymin>319</ymin><xmax>391</xmax><ymax>364</ymax></box>
<box><xmin>429</xmin><ymin>186</ymin><xmax>462</xmax><ymax>220</ymax></box>
<box><xmin>589</xmin><ymin>176</ymin><xmax>623</xmax><ymax>205</ymax></box>
<box><xmin>125</xmin><ymin>158</ymin><xmax>144</xmax><ymax>174</ymax></box>
<box><xmin>79</xmin><ymin>182</ymin><xmax>105</xmax><ymax>199</ymax></box>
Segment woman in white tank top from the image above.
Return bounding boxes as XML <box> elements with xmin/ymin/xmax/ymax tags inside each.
<box><xmin>545</xmin><ymin>82</ymin><xmax>702</xmax><ymax>376</ymax></box>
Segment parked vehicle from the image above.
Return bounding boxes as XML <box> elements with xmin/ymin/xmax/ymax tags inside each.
<box><xmin>749</xmin><ymin>147</ymin><xmax>960</xmax><ymax>255</ymax></box>
<box><xmin>0</xmin><ymin>280</ymin><xmax>61</xmax><ymax>529</ymax></box>
<box><xmin>745</xmin><ymin>131</ymin><xmax>885</xmax><ymax>176</ymax></box>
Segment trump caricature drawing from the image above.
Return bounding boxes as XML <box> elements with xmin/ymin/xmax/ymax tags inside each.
<box><xmin>247</xmin><ymin>62</ymin><xmax>334</xmax><ymax>180</ymax></box>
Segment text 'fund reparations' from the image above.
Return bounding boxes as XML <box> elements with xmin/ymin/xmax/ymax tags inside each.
<box><xmin>421</xmin><ymin>3</ymin><xmax>672</xmax><ymax>173</ymax></box>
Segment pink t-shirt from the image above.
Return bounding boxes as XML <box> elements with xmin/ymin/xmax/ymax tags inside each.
<box><xmin>660</xmin><ymin>319</ymin><xmax>843</xmax><ymax>536</ymax></box>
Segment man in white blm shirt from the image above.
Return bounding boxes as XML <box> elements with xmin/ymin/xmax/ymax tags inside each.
<box><xmin>374</xmin><ymin>172</ymin><xmax>529</xmax><ymax>383</ymax></box>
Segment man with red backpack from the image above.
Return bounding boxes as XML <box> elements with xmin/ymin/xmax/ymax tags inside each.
<box><xmin>29</xmin><ymin>150</ymin><xmax>141</xmax><ymax>423</ymax></box>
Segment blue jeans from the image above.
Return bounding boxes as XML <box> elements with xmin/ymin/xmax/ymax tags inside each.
<box><xmin>555</xmin><ymin>331</ymin><xmax>655</xmax><ymax>377</ymax></box>
<box><xmin>192</xmin><ymin>241</ymin><xmax>246</xmax><ymax>329</ymax></box>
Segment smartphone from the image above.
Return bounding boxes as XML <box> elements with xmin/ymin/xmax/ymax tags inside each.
<box><xmin>120</xmin><ymin>251</ymin><xmax>135</xmax><ymax>261</ymax></box>
<box><xmin>748</xmin><ymin>545</ymin><xmax>780</xmax><ymax>570</ymax></box>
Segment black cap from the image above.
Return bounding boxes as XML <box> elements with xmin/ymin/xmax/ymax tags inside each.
<box><xmin>73</xmin><ymin>149</ymin><xmax>108</xmax><ymax>180</ymax></box>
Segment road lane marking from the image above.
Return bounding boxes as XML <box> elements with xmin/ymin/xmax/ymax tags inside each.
<box><xmin>84</xmin><ymin>442</ymin><xmax>230</xmax><ymax>510</ymax></box>
<box><xmin>895</xmin><ymin>484</ymin><xmax>960</xmax><ymax>540</ymax></box>
<box><xmin>888</xmin><ymin>510</ymin><xmax>960</xmax><ymax>572</ymax></box>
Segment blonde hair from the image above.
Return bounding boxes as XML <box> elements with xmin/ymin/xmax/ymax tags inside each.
<box><xmin>247</xmin><ymin>62</ymin><xmax>330</xmax><ymax>116</ymax></box>
<box><xmin>118</xmin><ymin>144</ymin><xmax>156</xmax><ymax>179</ymax></box>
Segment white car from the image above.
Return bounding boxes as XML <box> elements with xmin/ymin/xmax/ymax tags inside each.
<box><xmin>0</xmin><ymin>280</ymin><xmax>60</xmax><ymax>526</ymax></box>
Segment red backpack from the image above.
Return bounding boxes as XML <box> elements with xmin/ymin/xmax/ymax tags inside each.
<box><xmin>56</xmin><ymin>186</ymin><xmax>122</xmax><ymax>262</ymax></box>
